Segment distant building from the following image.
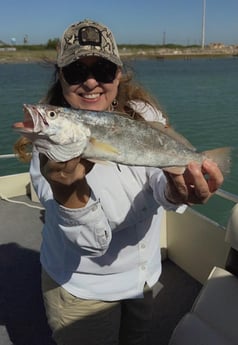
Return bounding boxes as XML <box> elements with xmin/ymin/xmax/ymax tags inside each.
<box><xmin>0</xmin><ymin>40</ymin><xmax>16</xmax><ymax>51</ymax></box>
<box><xmin>0</xmin><ymin>40</ymin><xmax>7</xmax><ymax>46</ymax></box>
<box><xmin>208</xmin><ymin>42</ymin><xmax>225</xmax><ymax>49</ymax></box>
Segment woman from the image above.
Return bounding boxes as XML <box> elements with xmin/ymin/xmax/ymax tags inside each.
<box><xmin>15</xmin><ymin>19</ymin><xmax>223</xmax><ymax>345</ymax></box>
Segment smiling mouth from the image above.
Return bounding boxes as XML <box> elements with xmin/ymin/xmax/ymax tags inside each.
<box><xmin>81</xmin><ymin>93</ymin><xmax>101</xmax><ymax>99</ymax></box>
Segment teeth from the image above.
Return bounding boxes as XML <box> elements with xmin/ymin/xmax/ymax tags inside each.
<box><xmin>82</xmin><ymin>94</ymin><xmax>100</xmax><ymax>99</ymax></box>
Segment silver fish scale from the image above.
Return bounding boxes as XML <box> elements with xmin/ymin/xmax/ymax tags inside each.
<box><xmin>72</xmin><ymin>109</ymin><xmax>203</xmax><ymax>167</ymax></box>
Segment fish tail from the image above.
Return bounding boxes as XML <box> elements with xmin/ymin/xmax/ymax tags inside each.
<box><xmin>204</xmin><ymin>147</ymin><xmax>231</xmax><ymax>175</ymax></box>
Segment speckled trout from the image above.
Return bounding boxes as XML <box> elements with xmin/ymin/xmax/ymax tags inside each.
<box><xmin>13</xmin><ymin>104</ymin><xmax>231</xmax><ymax>174</ymax></box>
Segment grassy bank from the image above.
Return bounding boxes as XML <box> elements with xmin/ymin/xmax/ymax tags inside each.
<box><xmin>0</xmin><ymin>49</ymin><xmax>57</xmax><ymax>63</ymax></box>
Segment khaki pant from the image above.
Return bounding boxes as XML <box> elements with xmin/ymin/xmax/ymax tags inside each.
<box><xmin>41</xmin><ymin>269</ymin><xmax>162</xmax><ymax>345</ymax></box>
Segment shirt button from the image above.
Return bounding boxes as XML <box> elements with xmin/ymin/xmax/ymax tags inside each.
<box><xmin>91</xmin><ymin>205</ymin><xmax>97</xmax><ymax>212</ymax></box>
<box><xmin>141</xmin><ymin>265</ymin><xmax>146</xmax><ymax>271</ymax></box>
<box><xmin>141</xmin><ymin>243</ymin><xmax>146</xmax><ymax>249</ymax></box>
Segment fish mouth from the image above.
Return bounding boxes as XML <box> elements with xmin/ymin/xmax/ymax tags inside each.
<box><xmin>13</xmin><ymin>104</ymin><xmax>49</xmax><ymax>133</ymax></box>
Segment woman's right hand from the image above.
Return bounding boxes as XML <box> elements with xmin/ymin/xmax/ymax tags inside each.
<box><xmin>39</xmin><ymin>154</ymin><xmax>94</xmax><ymax>208</ymax></box>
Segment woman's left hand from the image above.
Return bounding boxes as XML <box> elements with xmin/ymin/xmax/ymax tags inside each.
<box><xmin>165</xmin><ymin>159</ymin><xmax>224</xmax><ymax>205</ymax></box>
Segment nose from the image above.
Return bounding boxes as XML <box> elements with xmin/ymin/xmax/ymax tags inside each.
<box><xmin>83</xmin><ymin>75</ymin><xmax>99</xmax><ymax>88</ymax></box>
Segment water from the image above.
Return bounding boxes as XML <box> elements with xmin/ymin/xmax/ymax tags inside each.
<box><xmin>0</xmin><ymin>63</ymin><xmax>53</xmax><ymax>174</ymax></box>
<box><xmin>128</xmin><ymin>57</ymin><xmax>238</xmax><ymax>225</ymax></box>
<box><xmin>0</xmin><ymin>58</ymin><xmax>238</xmax><ymax>225</ymax></box>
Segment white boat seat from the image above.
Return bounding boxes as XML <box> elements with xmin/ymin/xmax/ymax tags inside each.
<box><xmin>169</xmin><ymin>266</ymin><xmax>238</xmax><ymax>345</ymax></box>
<box><xmin>226</xmin><ymin>203</ymin><xmax>238</xmax><ymax>251</ymax></box>
<box><xmin>225</xmin><ymin>204</ymin><xmax>238</xmax><ymax>276</ymax></box>
<box><xmin>169</xmin><ymin>313</ymin><xmax>234</xmax><ymax>345</ymax></box>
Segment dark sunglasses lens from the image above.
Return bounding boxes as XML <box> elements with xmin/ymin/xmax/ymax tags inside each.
<box><xmin>62</xmin><ymin>60</ymin><xmax>117</xmax><ymax>84</ymax></box>
<box><xmin>93</xmin><ymin>61</ymin><xmax>117</xmax><ymax>83</ymax></box>
<box><xmin>62</xmin><ymin>62</ymin><xmax>88</xmax><ymax>85</ymax></box>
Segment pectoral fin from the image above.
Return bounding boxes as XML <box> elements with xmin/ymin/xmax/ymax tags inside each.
<box><xmin>89</xmin><ymin>137</ymin><xmax>119</xmax><ymax>155</ymax></box>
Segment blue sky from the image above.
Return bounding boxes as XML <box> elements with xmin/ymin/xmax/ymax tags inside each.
<box><xmin>1</xmin><ymin>0</ymin><xmax>238</xmax><ymax>46</ymax></box>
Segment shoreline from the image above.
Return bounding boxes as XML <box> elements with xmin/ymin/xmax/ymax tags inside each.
<box><xmin>0</xmin><ymin>48</ymin><xmax>238</xmax><ymax>64</ymax></box>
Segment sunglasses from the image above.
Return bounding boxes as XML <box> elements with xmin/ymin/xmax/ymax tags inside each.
<box><xmin>62</xmin><ymin>59</ymin><xmax>118</xmax><ymax>85</ymax></box>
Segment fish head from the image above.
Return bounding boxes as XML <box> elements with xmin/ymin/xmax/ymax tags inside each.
<box><xmin>13</xmin><ymin>104</ymin><xmax>91</xmax><ymax>161</ymax></box>
<box><xmin>13</xmin><ymin>104</ymin><xmax>89</xmax><ymax>143</ymax></box>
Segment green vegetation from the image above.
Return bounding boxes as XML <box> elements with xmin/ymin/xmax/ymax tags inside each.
<box><xmin>118</xmin><ymin>43</ymin><xmax>200</xmax><ymax>50</ymax></box>
<box><xmin>1</xmin><ymin>40</ymin><xmax>200</xmax><ymax>52</ymax></box>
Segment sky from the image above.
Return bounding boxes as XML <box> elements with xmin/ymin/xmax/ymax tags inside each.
<box><xmin>1</xmin><ymin>0</ymin><xmax>238</xmax><ymax>46</ymax></box>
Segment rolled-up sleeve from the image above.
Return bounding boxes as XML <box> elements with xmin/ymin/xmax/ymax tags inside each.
<box><xmin>56</xmin><ymin>194</ymin><xmax>112</xmax><ymax>256</ymax></box>
<box><xmin>31</xmin><ymin>148</ymin><xmax>112</xmax><ymax>256</ymax></box>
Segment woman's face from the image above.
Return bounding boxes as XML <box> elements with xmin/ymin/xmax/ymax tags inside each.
<box><xmin>60</xmin><ymin>56</ymin><xmax>121</xmax><ymax>111</ymax></box>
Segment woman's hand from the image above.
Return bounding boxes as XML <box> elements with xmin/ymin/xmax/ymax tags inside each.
<box><xmin>39</xmin><ymin>154</ymin><xmax>94</xmax><ymax>208</ymax></box>
<box><xmin>165</xmin><ymin>160</ymin><xmax>224</xmax><ymax>205</ymax></box>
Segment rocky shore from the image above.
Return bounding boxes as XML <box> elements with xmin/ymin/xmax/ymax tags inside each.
<box><xmin>0</xmin><ymin>46</ymin><xmax>238</xmax><ymax>64</ymax></box>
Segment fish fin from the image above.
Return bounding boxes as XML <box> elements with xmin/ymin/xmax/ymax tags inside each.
<box><xmin>148</xmin><ymin>122</ymin><xmax>196</xmax><ymax>151</ymax></box>
<box><xmin>89</xmin><ymin>137</ymin><xmax>119</xmax><ymax>155</ymax></box>
<box><xmin>162</xmin><ymin>166</ymin><xmax>186</xmax><ymax>175</ymax></box>
<box><xmin>204</xmin><ymin>147</ymin><xmax>231</xmax><ymax>175</ymax></box>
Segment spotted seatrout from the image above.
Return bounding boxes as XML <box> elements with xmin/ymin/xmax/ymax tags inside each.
<box><xmin>12</xmin><ymin>104</ymin><xmax>231</xmax><ymax>175</ymax></box>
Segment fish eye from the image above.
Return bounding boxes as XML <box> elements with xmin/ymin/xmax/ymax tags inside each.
<box><xmin>47</xmin><ymin>111</ymin><xmax>57</xmax><ymax>119</ymax></box>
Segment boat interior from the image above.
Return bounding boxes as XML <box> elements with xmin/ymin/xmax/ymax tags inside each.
<box><xmin>1</xmin><ymin>172</ymin><xmax>238</xmax><ymax>345</ymax></box>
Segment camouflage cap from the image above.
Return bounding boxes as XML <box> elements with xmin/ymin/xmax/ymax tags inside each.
<box><xmin>57</xmin><ymin>19</ymin><xmax>123</xmax><ymax>68</ymax></box>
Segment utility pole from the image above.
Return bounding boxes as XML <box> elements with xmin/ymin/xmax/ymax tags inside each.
<box><xmin>163</xmin><ymin>31</ymin><xmax>166</xmax><ymax>46</ymax></box>
<box><xmin>201</xmin><ymin>0</ymin><xmax>206</xmax><ymax>49</ymax></box>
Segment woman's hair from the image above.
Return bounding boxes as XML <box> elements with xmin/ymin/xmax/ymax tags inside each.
<box><xmin>14</xmin><ymin>62</ymin><xmax>166</xmax><ymax>161</ymax></box>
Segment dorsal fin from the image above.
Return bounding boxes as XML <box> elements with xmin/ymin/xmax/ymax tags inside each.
<box><xmin>148</xmin><ymin>122</ymin><xmax>196</xmax><ymax>151</ymax></box>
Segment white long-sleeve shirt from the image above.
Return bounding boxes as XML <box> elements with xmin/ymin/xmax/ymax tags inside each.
<box><xmin>30</xmin><ymin>102</ymin><xmax>186</xmax><ymax>300</ymax></box>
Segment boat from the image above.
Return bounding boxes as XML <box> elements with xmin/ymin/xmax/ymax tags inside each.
<box><xmin>1</xmin><ymin>154</ymin><xmax>238</xmax><ymax>345</ymax></box>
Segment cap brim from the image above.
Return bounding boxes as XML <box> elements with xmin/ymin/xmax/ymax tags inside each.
<box><xmin>57</xmin><ymin>47</ymin><xmax>123</xmax><ymax>67</ymax></box>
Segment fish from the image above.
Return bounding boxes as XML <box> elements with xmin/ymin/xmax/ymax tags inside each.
<box><xmin>12</xmin><ymin>104</ymin><xmax>231</xmax><ymax>175</ymax></box>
